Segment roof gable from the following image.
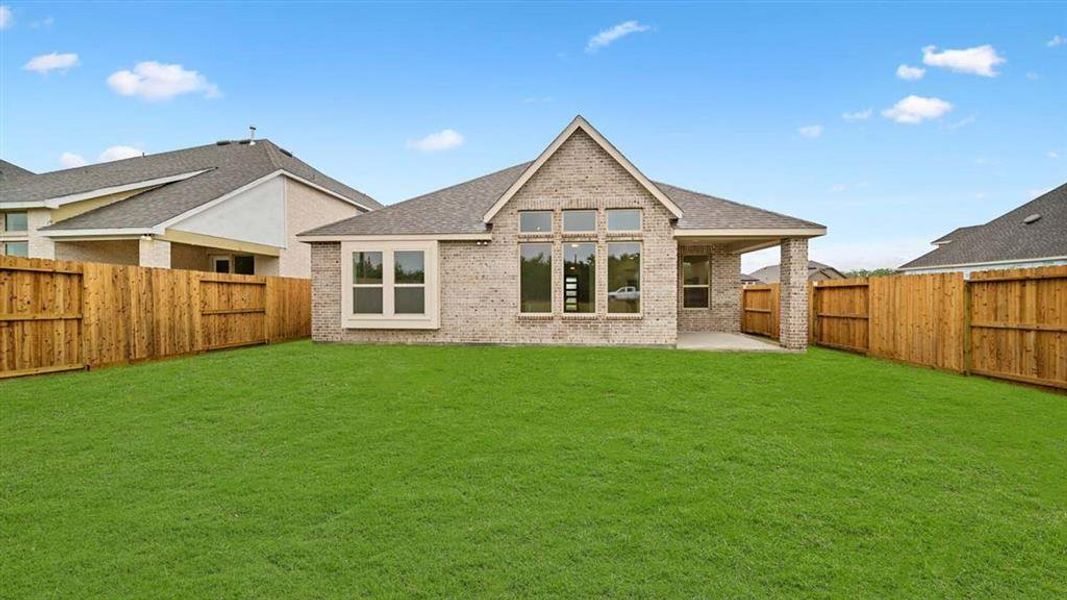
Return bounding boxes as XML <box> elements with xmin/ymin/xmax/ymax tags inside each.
<box><xmin>481</xmin><ymin>116</ymin><xmax>683</xmax><ymax>223</ymax></box>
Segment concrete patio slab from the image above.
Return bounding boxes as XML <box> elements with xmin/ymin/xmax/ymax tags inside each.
<box><xmin>676</xmin><ymin>332</ymin><xmax>788</xmax><ymax>352</ymax></box>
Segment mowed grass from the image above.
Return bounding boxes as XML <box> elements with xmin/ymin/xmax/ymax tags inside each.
<box><xmin>1</xmin><ymin>342</ymin><xmax>1065</xmax><ymax>598</ymax></box>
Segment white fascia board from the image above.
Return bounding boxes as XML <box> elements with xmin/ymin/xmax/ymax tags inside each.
<box><xmin>40</xmin><ymin>170</ymin><xmax>210</xmax><ymax>209</ymax></box>
<box><xmin>297</xmin><ymin>233</ymin><xmax>492</xmax><ymax>243</ymax></box>
<box><xmin>0</xmin><ymin>201</ymin><xmax>48</xmax><ymax>209</ymax></box>
<box><xmin>898</xmin><ymin>255</ymin><xmax>1067</xmax><ymax>272</ymax></box>
<box><xmin>673</xmin><ymin>227</ymin><xmax>827</xmax><ymax>238</ymax></box>
<box><xmin>40</xmin><ymin>227</ymin><xmax>160</xmax><ymax>238</ymax></box>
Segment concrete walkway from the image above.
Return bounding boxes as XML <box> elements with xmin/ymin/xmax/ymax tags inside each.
<box><xmin>676</xmin><ymin>332</ymin><xmax>788</xmax><ymax>352</ymax></box>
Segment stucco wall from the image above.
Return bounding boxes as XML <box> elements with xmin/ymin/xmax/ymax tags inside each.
<box><xmin>312</xmin><ymin>129</ymin><xmax>680</xmax><ymax>346</ymax></box>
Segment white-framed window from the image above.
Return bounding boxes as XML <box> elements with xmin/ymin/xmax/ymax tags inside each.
<box><xmin>607</xmin><ymin>209</ymin><xmax>641</xmax><ymax>232</ymax></box>
<box><xmin>562</xmin><ymin>210</ymin><xmax>596</xmax><ymax>233</ymax></box>
<box><xmin>341</xmin><ymin>240</ymin><xmax>439</xmax><ymax>329</ymax></box>
<box><xmin>1</xmin><ymin>241</ymin><xmax>29</xmax><ymax>257</ymax></box>
<box><xmin>682</xmin><ymin>255</ymin><xmax>710</xmax><ymax>308</ymax></box>
<box><xmin>3</xmin><ymin>211</ymin><xmax>28</xmax><ymax>232</ymax></box>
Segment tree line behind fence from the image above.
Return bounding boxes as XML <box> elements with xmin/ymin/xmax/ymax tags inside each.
<box><xmin>0</xmin><ymin>255</ymin><xmax>311</xmax><ymax>379</ymax></box>
<box><xmin>743</xmin><ymin>265</ymin><xmax>1067</xmax><ymax>390</ymax></box>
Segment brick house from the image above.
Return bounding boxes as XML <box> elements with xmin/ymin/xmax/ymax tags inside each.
<box><xmin>0</xmin><ymin>139</ymin><xmax>379</xmax><ymax>277</ymax></box>
<box><xmin>299</xmin><ymin>117</ymin><xmax>825</xmax><ymax>349</ymax></box>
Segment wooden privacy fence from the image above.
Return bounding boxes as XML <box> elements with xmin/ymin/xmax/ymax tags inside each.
<box><xmin>0</xmin><ymin>255</ymin><xmax>311</xmax><ymax>379</ymax></box>
<box><xmin>741</xmin><ymin>265</ymin><xmax>1067</xmax><ymax>389</ymax></box>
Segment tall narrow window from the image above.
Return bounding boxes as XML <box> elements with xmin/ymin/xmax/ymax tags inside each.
<box><xmin>3</xmin><ymin>212</ymin><xmax>28</xmax><ymax>232</ymax></box>
<box><xmin>607</xmin><ymin>242</ymin><xmax>641</xmax><ymax>313</ymax></box>
<box><xmin>353</xmin><ymin>251</ymin><xmax>384</xmax><ymax>314</ymax></box>
<box><xmin>563</xmin><ymin>210</ymin><xmax>596</xmax><ymax>232</ymax></box>
<box><xmin>520</xmin><ymin>211</ymin><xmax>552</xmax><ymax>233</ymax></box>
<box><xmin>682</xmin><ymin>255</ymin><xmax>710</xmax><ymax>308</ymax></box>
<box><xmin>520</xmin><ymin>243</ymin><xmax>552</xmax><ymax>313</ymax></box>
<box><xmin>394</xmin><ymin>250</ymin><xmax>425</xmax><ymax>314</ymax></box>
<box><xmin>563</xmin><ymin>242</ymin><xmax>596</xmax><ymax>313</ymax></box>
<box><xmin>607</xmin><ymin>209</ymin><xmax>641</xmax><ymax>232</ymax></box>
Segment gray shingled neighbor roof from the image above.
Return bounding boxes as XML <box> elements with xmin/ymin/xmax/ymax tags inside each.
<box><xmin>0</xmin><ymin>140</ymin><xmax>380</xmax><ymax>230</ymax></box>
<box><xmin>1</xmin><ymin>159</ymin><xmax>35</xmax><ymax>181</ymax></box>
<box><xmin>899</xmin><ymin>183</ymin><xmax>1067</xmax><ymax>270</ymax></box>
<box><xmin>749</xmin><ymin>260</ymin><xmax>845</xmax><ymax>284</ymax></box>
<box><xmin>300</xmin><ymin>163</ymin><xmax>824</xmax><ymax>237</ymax></box>
<box><xmin>931</xmin><ymin>225</ymin><xmax>981</xmax><ymax>245</ymax></box>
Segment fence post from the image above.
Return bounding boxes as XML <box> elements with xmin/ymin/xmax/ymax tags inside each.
<box><xmin>962</xmin><ymin>277</ymin><xmax>972</xmax><ymax>375</ymax></box>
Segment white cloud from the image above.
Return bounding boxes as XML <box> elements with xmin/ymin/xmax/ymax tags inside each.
<box><xmin>944</xmin><ymin>114</ymin><xmax>976</xmax><ymax>130</ymax></box>
<box><xmin>921</xmin><ymin>44</ymin><xmax>1005</xmax><ymax>77</ymax></box>
<box><xmin>23</xmin><ymin>52</ymin><xmax>80</xmax><ymax>74</ymax></box>
<box><xmin>107</xmin><ymin>61</ymin><xmax>220</xmax><ymax>101</ymax></box>
<box><xmin>881</xmin><ymin>95</ymin><xmax>953</xmax><ymax>124</ymax></box>
<box><xmin>97</xmin><ymin>146</ymin><xmax>143</xmax><ymax>162</ymax></box>
<box><xmin>406</xmin><ymin>129</ymin><xmax>464</xmax><ymax>152</ymax></box>
<box><xmin>896</xmin><ymin>64</ymin><xmax>926</xmax><ymax>80</ymax></box>
<box><xmin>0</xmin><ymin>5</ymin><xmax>12</xmax><ymax>30</ymax></box>
<box><xmin>1048</xmin><ymin>151</ymin><xmax>1060</xmax><ymax>159</ymax></box>
<box><xmin>59</xmin><ymin>152</ymin><xmax>87</xmax><ymax>169</ymax></box>
<box><xmin>1048</xmin><ymin>35</ymin><xmax>1065</xmax><ymax>47</ymax></box>
<box><xmin>1026</xmin><ymin>71</ymin><xmax>1040</xmax><ymax>80</ymax></box>
<box><xmin>586</xmin><ymin>20</ymin><xmax>651</xmax><ymax>53</ymax></box>
<box><xmin>522</xmin><ymin>96</ymin><xmax>554</xmax><ymax>104</ymax></box>
<box><xmin>798</xmin><ymin>125</ymin><xmax>823</xmax><ymax>138</ymax></box>
<box><xmin>841</xmin><ymin>108</ymin><xmax>872</xmax><ymax>122</ymax></box>
<box><xmin>829</xmin><ymin>184</ymin><xmax>848</xmax><ymax>193</ymax></box>
<box><xmin>30</xmin><ymin>16</ymin><xmax>54</xmax><ymax>29</ymax></box>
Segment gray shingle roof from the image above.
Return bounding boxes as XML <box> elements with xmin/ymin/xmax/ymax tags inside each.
<box><xmin>0</xmin><ymin>160</ymin><xmax>34</xmax><ymax>181</ymax></box>
<box><xmin>931</xmin><ymin>225</ymin><xmax>981</xmax><ymax>245</ymax></box>
<box><xmin>900</xmin><ymin>183</ymin><xmax>1067</xmax><ymax>269</ymax></box>
<box><xmin>300</xmin><ymin>163</ymin><xmax>824</xmax><ymax>237</ymax></box>
<box><xmin>0</xmin><ymin>140</ymin><xmax>380</xmax><ymax>230</ymax></box>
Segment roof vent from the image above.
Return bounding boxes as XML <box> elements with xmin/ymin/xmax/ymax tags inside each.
<box><xmin>248</xmin><ymin>125</ymin><xmax>256</xmax><ymax>146</ymax></box>
<box><xmin>216</xmin><ymin>140</ymin><xmax>232</xmax><ymax>146</ymax></box>
<box><xmin>1023</xmin><ymin>213</ymin><xmax>1042</xmax><ymax>224</ymax></box>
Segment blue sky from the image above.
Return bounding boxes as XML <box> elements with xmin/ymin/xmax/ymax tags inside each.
<box><xmin>1</xmin><ymin>2</ymin><xmax>1064</xmax><ymax>271</ymax></box>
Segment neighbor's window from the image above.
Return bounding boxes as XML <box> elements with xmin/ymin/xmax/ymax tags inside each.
<box><xmin>608</xmin><ymin>242</ymin><xmax>641</xmax><ymax>313</ymax></box>
<box><xmin>234</xmin><ymin>255</ymin><xmax>255</xmax><ymax>275</ymax></box>
<box><xmin>353</xmin><ymin>251</ymin><xmax>384</xmax><ymax>314</ymax></box>
<box><xmin>520</xmin><ymin>243</ymin><xmax>552</xmax><ymax>313</ymax></box>
<box><xmin>519</xmin><ymin>211</ymin><xmax>552</xmax><ymax>233</ymax></box>
<box><xmin>3</xmin><ymin>211</ymin><xmax>28</xmax><ymax>232</ymax></box>
<box><xmin>682</xmin><ymin>255</ymin><xmax>710</xmax><ymax>308</ymax></box>
<box><xmin>2</xmin><ymin>241</ymin><xmax>29</xmax><ymax>257</ymax></box>
<box><xmin>394</xmin><ymin>250</ymin><xmax>425</xmax><ymax>314</ymax></box>
<box><xmin>607</xmin><ymin>209</ymin><xmax>641</xmax><ymax>232</ymax></box>
<box><xmin>562</xmin><ymin>210</ymin><xmax>596</xmax><ymax>233</ymax></box>
<box><xmin>563</xmin><ymin>242</ymin><xmax>596</xmax><ymax>313</ymax></box>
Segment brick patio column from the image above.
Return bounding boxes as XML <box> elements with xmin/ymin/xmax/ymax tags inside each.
<box><xmin>138</xmin><ymin>237</ymin><xmax>171</xmax><ymax>269</ymax></box>
<box><xmin>779</xmin><ymin>237</ymin><xmax>809</xmax><ymax>350</ymax></box>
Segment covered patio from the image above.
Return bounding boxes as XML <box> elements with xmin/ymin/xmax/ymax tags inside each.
<box><xmin>674</xmin><ymin>231</ymin><xmax>821</xmax><ymax>350</ymax></box>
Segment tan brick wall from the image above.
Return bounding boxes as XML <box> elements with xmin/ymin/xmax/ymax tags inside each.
<box><xmin>779</xmin><ymin>237</ymin><xmax>809</xmax><ymax>350</ymax></box>
<box><xmin>312</xmin><ymin>129</ymin><xmax>679</xmax><ymax>346</ymax></box>
<box><xmin>54</xmin><ymin>239</ymin><xmax>139</xmax><ymax>265</ymax></box>
<box><xmin>281</xmin><ymin>178</ymin><xmax>363</xmax><ymax>278</ymax></box>
<box><xmin>677</xmin><ymin>243</ymin><xmax>741</xmax><ymax>332</ymax></box>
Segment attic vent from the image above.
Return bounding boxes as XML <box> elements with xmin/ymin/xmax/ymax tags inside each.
<box><xmin>216</xmin><ymin>140</ymin><xmax>232</xmax><ymax>146</ymax></box>
<box><xmin>1023</xmin><ymin>213</ymin><xmax>1042</xmax><ymax>224</ymax></box>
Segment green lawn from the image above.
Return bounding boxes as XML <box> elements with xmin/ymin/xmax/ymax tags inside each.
<box><xmin>1</xmin><ymin>342</ymin><xmax>1064</xmax><ymax>598</ymax></box>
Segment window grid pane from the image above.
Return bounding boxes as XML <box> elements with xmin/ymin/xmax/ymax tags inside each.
<box><xmin>394</xmin><ymin>287</ymin><xmax>425</xmax><ymax>314</ymax></box>
<box><xmin>4</xmin><ymin>212</ymin><xmax>28</xmax><ymax>232</ymax></box>
<box><xmin>394</xmin><ymin>251</ymin><xmax>425</xmax><ymax>284</ymax></box>
<box><xmin>563</xmin><ymin>242</ymin><xmax>596</xmax><ymax>313</ymax></box>
<box><xmin>520</xmin><ymin>243</ymin><xmax>552</xmax><ymax>313</ymax></box>
<box><xmin>520</xmin><ymin>211</ymin><xmax>552</xmax><ymax>233</ymax></box>
<box><xmin>4</xmin><ymin>241</ymin><xmax>29</xmax><ymax>257</ymax></box>
<box><xmin>354</xmin><ymin>252</ymin><xmax>383</xmax><ymax>284</ymax></box>
<box><xmin>562</xmin><ymin>210</ymin><xmax>596</xmax><ymax>232</ymax></box>
<box><xmin>608</xmin><ymin>242</ymin><xmax>641</xmax><ymax>313</ymax></box>
<box><xmin>682</xmin><ymin>255</ymin><xmax>711</xmax><ymax>308</ymax></box>
<box><xmin>354</xmin><ymin>287</ymin><xmax>384</xmax><ymax>314</ymax></box>
<box><xmin>607</xmin><ymin>209</ymin><xmax>641</xmax><ymax>231</ymax></box>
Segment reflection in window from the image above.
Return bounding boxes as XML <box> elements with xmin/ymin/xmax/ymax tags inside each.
<box><xmin>607</xmin><ymin>209</ymin><xmax>641</xmax><ymax>231</ymax></box>
<box><xmin>608</xmin><ymin>242</ymin><xmax>641</xmax><ymax>313</ymax></box>
<box><xmin>353</xmin><ymin>251</ymin><xmax>384</xmax><ymax>314</ymax></box>
<box><xmin>394</xmin><ymin>251</ymin><xmax>425</xmax><ymax>314</ymax></box>
<box><xmin>2</xmin><ymin>241</ymin><xmax>29</xmax><ymax>257</ymax></box>
<box><xmin>520</xmin><ymin>243</ymin><xmax>552</xmax><ymax>313</ymax></box>
<box><xmin>682</xmin><ymin>255</ymin><xmax>710</xmax><ymax>308</ymax></box>
<box><xmin>3</xmin><ymin>212</ymin><xmax>28</xmax><ymax>232</ymax></box>
<box><xmin>563</xmin><ymin>210</ymin><xmax>596</xmax><ymax>232</ymax></box>
<box><xmin>563</xmin><ymin>242</ymin><xmax>595</xmax><ymax>313</ymax></box>
<box><xmin>520</xmin><ymin>211</ymin><xmax>552</xmax><ymax>233</ymax></box>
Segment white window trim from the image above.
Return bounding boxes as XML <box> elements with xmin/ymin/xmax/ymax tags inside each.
<box><xmin>681</xmin><ymin>254</ymin><xmax>711</xmax><ymax>309</ymax></box>
<box><xmin>341</xmin><ymin>240</ymin><xmax>440</xmax><ymax>330</ymax></box>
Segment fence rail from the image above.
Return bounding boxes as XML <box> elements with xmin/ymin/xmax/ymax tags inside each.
<box><xmin>1</xmin><ymin>255</ymin><xmax>311</xmax><ymax>379</ymax></box>
<box><xmin>741</xmin><ymin>265</ymin><xmax>1067</xmax><ymax>389</ymax></box>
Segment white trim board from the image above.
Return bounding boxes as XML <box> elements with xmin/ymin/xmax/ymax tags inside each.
<box><xmin>482</xmin><ymin>116</ymin><xmax>684</xmax><ymax>223</ymax></box>
<box><xmin>674</xmin><ymin>228</ymin><xmax>826</xmax><ymax>238</ymax></box>
<box><xmin>298</xmin><ymin>233</ymin><xmax>492</xmax><ymax>243</ymax></box>
<box><xmin>898</xmin><ymin>255</ymin><xmax>1067</xmax><ymax>272</ymax></box>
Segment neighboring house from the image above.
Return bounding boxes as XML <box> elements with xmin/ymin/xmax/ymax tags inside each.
<box><xmin>899</xmin><ymin>183</ymin><xmax>1067</xmax><ymax>275</ymax></box>
<box><xmin>1</xmin><ymin>160</ymin><xmax>35</xmax><ymax>181</ymax></box>
<box><xmin>740</xmin><ymin>272</ymin><xmax>763</xmax><ymax>285</ymax></box>
<box><xmin>299</xmin><ymin>116</ymin><xmax>826</xmax><ymax>349</ymax></box>
<box><xmin>0</xmin><ymin>139</ymin><xmax>380</xmax><ymax>277</ymax></box>
<box><xmin>749</xmin><ymin>260</ymin><xmax>846</xmax><ymax>284</ymax></box>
